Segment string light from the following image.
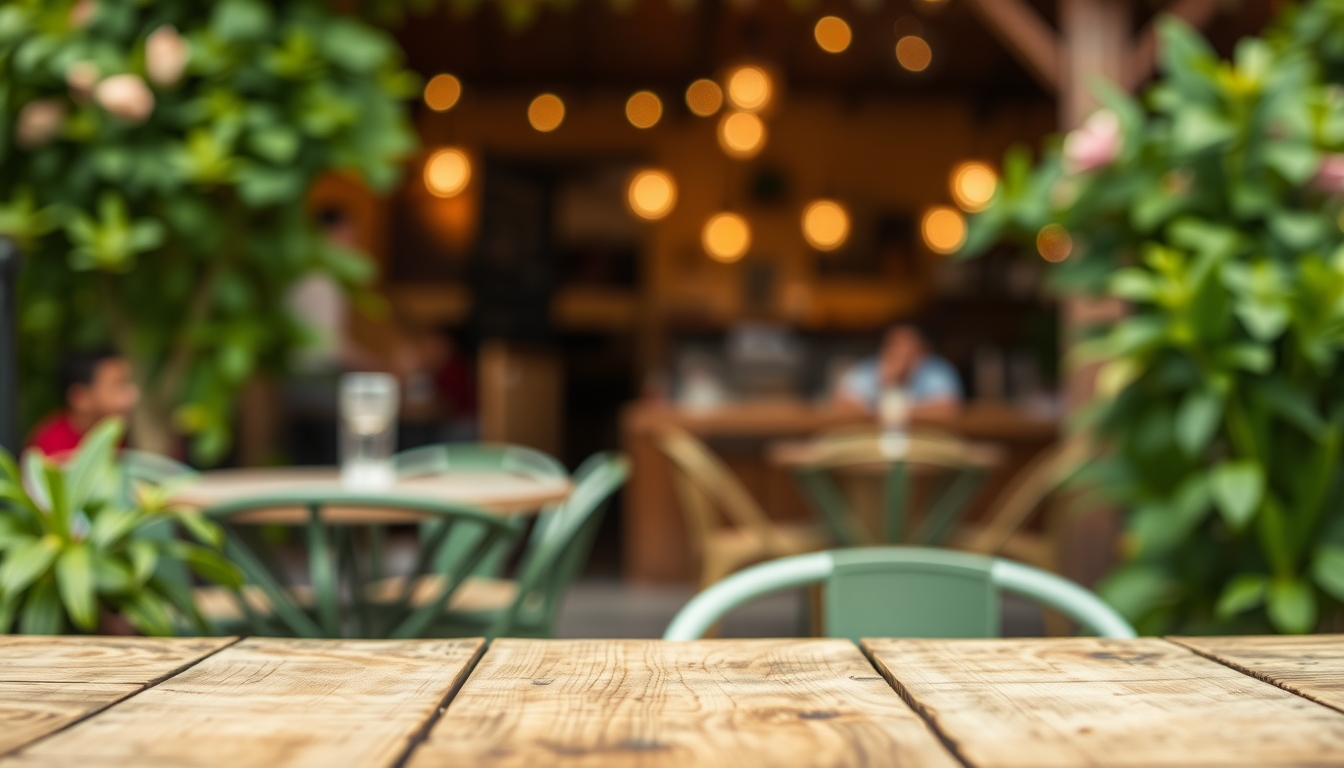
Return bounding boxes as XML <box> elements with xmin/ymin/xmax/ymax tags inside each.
<box><xmin>528</xmin><ymin>93</ymin><xmax>565</xmax><ymax>132</ymax></box>
<box><xmin>896</xmin><ymin>36</ymin><xmax>933</xmax><ymax>72</ymax></box>
<box><xmin>685</xmin><ymin>79</ymin><xmax>724</xmax><ymax>117</ymax></box>
<box><xmin>718</xmin><ymin>112</ymin><xmax>766</xmax><ymax>159</ymax></box>
<box><xmin>950</xmin><ymin>161</ymin><xmax>998</xmax><ymax>212</ymax></box>
<box><xmin>626</xmin><ymin>91</ymin><xmax>663</xmax><ymax>129</ymax></box>
<box><xmin>627</xmin><ymin>169</ymin><xmax>677</xmax><ymax>220</ymax></box>
<box><xmin>424</xmin><ymin>74</ymin><xmax>461</xmax><ymax>112</ymax></box>
<box><xmin>1037</xmin><ymin>224</ymin><xmax>1073</xmax><ymax>262</ymax></box>
<box><xmin>814</xmin><ymin>17</ymin><xmax>852</xmax><ymax>53</ymax></box>
<box><xmin>703</xmin><ymin>213</ymin><xmax>751</xmax><ymax>262</ymax></box>
<box><xmin>921</xmin><ymin>206</ymin><xmax>965</xmax><ymax>255</ymax></box>
<box><xmin>726</xmin><ymin>66</ymin><xmax>772</xmax><ymax>112</ymax></box>
<box><xmin>424</xmin><ymin>148</ymin><xmax>471</xmax><ymax>198</ymax></box>
<box><xmin>801</xmin><ymin>200</ymin><xmax>850</xmax><ymax>251</ymax></box>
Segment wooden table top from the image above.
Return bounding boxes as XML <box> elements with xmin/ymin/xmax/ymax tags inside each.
<box><xmin>3</xmin><ymin>635</ymin><xmax>1342</xmax><ymax>766</ymax></box>
<box><xmin>172</xmin><ymin>467</ymin><xmax>572</xmax><ymax>524</ymax></box>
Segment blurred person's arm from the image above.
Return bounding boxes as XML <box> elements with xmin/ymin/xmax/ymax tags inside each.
<box><xmin>832</xmin><ymin>360</ymin><xmax>876</xmax><ymax>414</ymax></box>
<box><xmin>908</xmin><ymin>358</ymin><xmax>963</xmax><ymax>421</ymax></box>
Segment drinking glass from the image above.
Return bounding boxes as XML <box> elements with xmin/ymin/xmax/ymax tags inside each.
<box><xmin>339</xmin><ymin>372</ymin><xmax>399</xmax><ymax>490</ymax></box>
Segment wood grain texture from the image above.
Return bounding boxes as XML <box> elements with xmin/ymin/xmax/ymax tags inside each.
<box><xmin>1171</xmin><ymin>634</ymin><xmax>1344</xmax><ymax>715</ymax></box>
<box><xmin>865</xmin><ymin>637</ymin><xmax>1344</xmax><ymax>767</ymax></box>
<box><xmin>0</xmin><ymin>683</ymin><xmax>139</xmax><ymax>756</ymax></box>
<box><xmin>0</xmin><ymin>636</ymin><xmax>234</xmax><ymax>684</ymax></box>
<box><xmin>409</xmin><ymin>638</ymin><xmax>960</xmax><ymax>768</ymax></box>
<box><xmin>2</xmin><ymin>637</ymin><xmax>484</xmax><ymax>768</ymax></box>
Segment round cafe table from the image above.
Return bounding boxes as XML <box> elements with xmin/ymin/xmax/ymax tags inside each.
<box><xmin>171</xmin><ymin>467</ymin><xmax>572</xmax><ymax>524</ymax></box>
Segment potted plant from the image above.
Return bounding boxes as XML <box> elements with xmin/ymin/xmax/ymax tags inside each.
<box><xmin>0</xmin><ymin>418</ymin><xmax>241</xmax><ymax>635</ymax></box>
<box><xmin>964</xmin><ymin>6</ymin><xmax>1344</xmax><ymax>634</ymax></box>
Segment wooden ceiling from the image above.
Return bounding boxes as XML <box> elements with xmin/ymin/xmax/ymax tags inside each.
<box><xmin>392</xmin><ymin>0</ymin><xmax>1276</xmax><ymax>104</ymax></box>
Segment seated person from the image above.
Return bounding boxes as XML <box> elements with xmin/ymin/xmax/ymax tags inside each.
<box><xmin>28</xmin><ymin>348</ymin><xmax>140</xmax><ymax>460</ymax></box>
<box><xmin>834</xmin><ymin>324</ymin><xmax>963</xmax><ymax>420</ymax></box>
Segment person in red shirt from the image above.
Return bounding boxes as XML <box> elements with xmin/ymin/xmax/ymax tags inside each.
<box><xmin>27</xmin><ymin>348</ymin><xmax>140</xmax><ymax>461</ymax></box>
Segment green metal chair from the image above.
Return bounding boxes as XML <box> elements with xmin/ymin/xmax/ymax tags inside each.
<box><xmin>393</xmin><ymin>442</ymin><xmax>568</xmax><ymax>577</ymax></box>
<box><xmin>403</xmin><ymin>450</ymin><xmax>630</xmax><ymax>638</ymax></box>
<box><xmin>198</xmin><ymin>491</ymin><xmax>519</xmax><ymax>639</ymax></box>
<box><xmin>663</xmin><ymin>547</ymin><xmax>1136</xmax><ymax>641</ymax></box>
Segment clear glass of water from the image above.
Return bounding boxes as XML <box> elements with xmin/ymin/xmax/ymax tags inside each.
<box><xmin>339</xmin><ymin>372</ymin><xmax>399</xmax><ymax>490</ymax></box>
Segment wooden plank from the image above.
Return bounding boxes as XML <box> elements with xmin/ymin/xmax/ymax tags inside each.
<box><xmin>865</xmin><ymin>637</ymin><xmax>1344</xmax><ymax>767</ymax></box>
<box><xmin>3</xmin><ymin>637</ymin><xmax>484</xmax><ymax>768</ymax></box>
<box><xmin>962</xmin><ymin>0</ymin><xmax>1061</xmax><ymax>92</ymax></box>
<box><xmin>1171</xmin><ymin>634</ymin><xmax>1344</xmax><ymax>714</ymax></box>
<box><xmin>0</xmin><ymin>683</ymin><xmax>139</xmax><ymax>756</ymax></box>
<box><xmin>409</xmin><ymin>638</ymin><xmax>960</xmax><ymax>768</ymax></box>
<box><xmin>0</xmin><ymin>636</ymin><xmax>234</xmax><ymax>684</ymax></box>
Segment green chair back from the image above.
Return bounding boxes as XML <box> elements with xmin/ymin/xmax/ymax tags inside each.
<box><xmin>205</xmin><ymin>492</ymin><xmax>519</xmax><ymax>639</ymax></box>
<box><xmin>482</xmin><ymin>451</ymin><xmax>629</xmax><ymax>638</ymax></box>
<box><xmin>394</xmin><ymin>442</ymin><xmax>568</xmax><ymax>577</ymax></box>
<box><xmin>663</xmin><ymin>547</ymin><xmax>1136</xmax><ymax>641</ymax></box>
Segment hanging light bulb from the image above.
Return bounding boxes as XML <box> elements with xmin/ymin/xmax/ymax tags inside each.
<box><xmin>801</xmin><ymin>199</ymin><xmax>850</xmax><ymax>251</ymax></box>
<box><xmin>814</xmin><ymin>17</ymin><xmax>852</xmax><ymax>53</ymax></box>
<box><xmin>627</xmin><ymin>169</ymin><xmax>677</xmax><ymax>220</ymax></box>
<box><xmin>921</xmin><ymin>206</ymin><xmax>966</xmax><ymax>255</ymax></box>
<box><xmin>685</xmin><ymin>78</ymin><xmax>724</xmax><ymax>117</ymax></box>
<box><xmin>528</xmin><ymin>93</ymin><xmax>565</xmax><ymax>132</ymax></box>
<box><xmin>702</xmin><ymin>213</ymin><xmax>751</xmax><ymax>262</ymax></box>
<box><xmin>1037</xmin><ymin>224</ymin><xmax>1073</xmax><ymax>262</ymax></box>
<box><xmin>950</xmin><ymin>161</ymin><xmax>998</xmax><ymax>212</ymax></box>
<box><xmin>717</xmin><ymin>112</ymin><xmax>766</xmax><ymax>159</ymax></box>
<box><xmin>626</xmin><ymin>91</ymin><xmax>663</xmax><ymax>129</ymax></box>
<box><xmin>725</xmin><ymin>66</ymin><xmax>772</xmax><ymax>112</ymax></box>
<box><xmin>424</xmin><ymin>74</ymin><xmax>462</xmax><ymax>112</ymax></box>
<box><xmin>896</xmin><ymin>35</ymin><xmax>933</xmax><ymax>72</ymax></box>
<box><xmin>424</xmin><ymin>148</ymin><xmax>471</xmax><ymax>198</ymax></box>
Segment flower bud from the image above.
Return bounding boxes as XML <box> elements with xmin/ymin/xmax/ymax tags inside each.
<box><xmin>145</xmin><ymin>25</ymin><xmax>190</xmax><ymax>87</ymax></box>
<box><xmin>94</xmin><ymin>74</ymin><xmax>155</xmax><ymax>123</ymax></box>
<box><xmin>16</xmin><ymin>99</ymin><xmax>67</xmax><ymax>148</ymax></box>
<box><xmin>1063</xmin><ymin>109</ymin><xmax>1123</xmax><ymax>174</ymax></box>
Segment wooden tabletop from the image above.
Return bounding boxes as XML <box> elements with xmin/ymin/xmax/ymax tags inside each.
<box><xmin>3</xmin><ymin>635</ymin><xmax>1343</xmax><ymax>766</ymax></box>
<box><xmin>172</xmin><ymin>467</ymin><xmax>572</xmax><ymax>524</ymax></box>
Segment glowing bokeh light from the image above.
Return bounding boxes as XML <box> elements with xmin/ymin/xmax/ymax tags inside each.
<box><xmin>814</xmin><ymin>17</ymin><xmax>852</xmax><ymax>53</ymax></box>
<box><xmin>950</xmin><ymin>161</ymin><xmax>998</xmax><ymax>212</ymax></box>
<box><xmin>921</xmin><ymin>206</ymin><xmax>966</xmax><ymax>255</ymax></box>
<box><xmin>1037</xmin><ymin>224</ymin><xmax>1074</xmax><ymax>262</ymax></box>
<box><xmin>424</xmin><ymin>74</ymin><xmax>462</xmax><ymax>112</ymax></box>
<box><xmin>726</xmin><ymin>66</ymin><xmax>772</xmax><ymax>112</ymax></box>
<box><xmin>686</xmin><ymin>79</ymin><xmax>724</xmax><ymax>117</ymax></box>
<box><xmin>627</xmin><ymin>169</ymin><xmax>677</xmax><ymax>220</ymax></box>
<box><xmin>703</xmin><ymin>213</ymin><xmax>751</xmax><ymax>262</ymax></box>
<box><xmin>626</xmin><ymin>91</ymin><xmax>663</xmax><ymax>129</ymax></box>
<box><xmin>801</xmin><ymin>199</ymin><xmax>851</xmax><ymax>251</ymax></box>
<box><xmin>424</xmin><ymin>148</ymin><xmax>471</xmax><ymax>198</ymax></box>
<box><xmin>896</xmin><ymin>36</ymin><xmax>933</xmax><ymax>72</ymax></box>
<box><xmin>718</xmin><ymin>111</ymin><xmax>766</xmax><ymax>159</ymax></box>
<box><xmin>528</xmin><ymin>93</ymin><xmax>565</xmax><ymax>132</ymax></box>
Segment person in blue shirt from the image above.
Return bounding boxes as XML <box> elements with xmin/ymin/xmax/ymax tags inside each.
<box><xmin>834</xmin><ymin>324</ymin><xmax>963</xmax><ymax>419</ymax></box>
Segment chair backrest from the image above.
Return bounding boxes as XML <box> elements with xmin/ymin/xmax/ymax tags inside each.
<box><xmin>663</xmin><ymin>547</ymin><xmax>1135</xmax><ymax>641</ymax></box>
<box><xmin>205</xmin><ymin>492</ymin><xmax>519</xmax><ymax>639</ymax></box>
<box><xmin>654</xmin><ymin>426</ymin><xmax>777</xmax><ymax>548</ymax></box>
<box><xmin>394</xmin><ymin>443</ymin><xmax>566</xmax><ymax>481</ymax></box>
<box><xmin>487</xmin><ymin>451</ymin><xmax>630</xmax><ymax>637</ymax></box>
<box><xmin>961</xmin><ymin>439</ymin><xmax>1091</xmax><ymax>556</ymax></box>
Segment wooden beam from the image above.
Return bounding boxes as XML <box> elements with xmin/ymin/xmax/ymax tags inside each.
<box><xmin>1127</xmin><ymin>0</ymin><xmax>1226</xmax><ymax>89</ymax></box>
<box><xmin>963</xmin><ymin>0</ymin><xmax>1062</xmax><ymax>93</ymax></box>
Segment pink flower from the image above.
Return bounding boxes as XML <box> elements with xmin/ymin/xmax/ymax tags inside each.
<box><xmin>1312</xmin><ymin>153</ymin><xmax>1344</xmax><ymax>194</ymax></box>
<box><xmin>66</xmin><ymin>61</ymin><xmax>99</xmax><ymax>102</ymax></box>
<box><xmin>68</xmin><ymin>0</ymin><xmax>96</xmax><ymax>28</ymax></box>
<box><xmin>94</xmin><ymin>74</ymin><xmax>155</xmax><ymax>123</ymax></box>
<box><xmin>16</xmin><ymin>100</ymin><xmax>67</xmax><ymax>148</ymax></box>
<box><xmin>1063</xmin><ymin>109</ymin><xmax>1123</xmax><ymax>174</ymax></box>
<box><xmin>145</xmin><ymin>25</ymin><xmax>190</xmax><ymax>87</ymax></box>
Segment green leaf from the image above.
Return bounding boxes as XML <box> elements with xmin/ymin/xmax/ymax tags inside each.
<box><xmin>63</xmin><ymin>417</ymin><xmax>123</xmax><ymax>513</ymax></box>
<box><xmin>1311</xmin><ymin>544</ymin><xmax>1344</xmax><ymax>602</ymax></box>
<box><xmin>318</xmin><ymin>19</ymin><xmax>392</xmax><ymax>73</ymax></box>
<box><xmin>1269</xmin><ymin>211</ymin><xmax>1326</xmax><ymax>251</ymax></box>
<box><xmin>119</xmin><ymin>590</ymin><xmax>175</xmax><ymax>637</ymax></box>
<box><xmin>55</xmin><ymin>543</ymin><xmax>97</xmax><ymax>631</ymax></box>
<box><xmin>171</xmin><ymin>510</ymin><xmax>225</xmax><ymax>549</ymax></box>
<box><xmin>1098</xmin><ymin>564</ymin><xmax>1173</xmax><ymax>620</ymax></box>
<box><xmin>1171</xmin><ymin>107</ymin><xmax>1237</xmax><ymax>155</ymax></box>
<box><xmin>0</xmin><ymin>534</ymin><xmax>60</xmax><ymax>596</ymax></box>
<box><xmin>1175</xmin><ymin>389</ymin><xmax>1222</xmax><ymax>456</ymax></box>
<box><xmin>1263</xmin><ymin>142</ymin><xmax>1320</xmax><ymax>185</ymax></box>
<box><xmin>1216</xmin><ymin>573</ymin><xmax>1267</xmax><ymax>619</ymax></box>
<box><xmin>127</xmin><ymin>539</ymin><xmax>158</xmax><ymax>586</ymax></box>
<box><xmin>1210</xmin><ymin>460</ymin><xmax>1264</xmax><ymax>530</ymax></box>
<box><xmin>90</xmin><ymin>552</ymin><xmax>135</xmax><ymax>594</ymax></box>
<box><xmin>1267</xmin><ymin>578</ymin><xmax>1317</xmax><ymax>634</ymax></box>
<box><xmin>165</xmin><ymin>541</ymin><xmax>242</xmax><ymax>589</ymax></box>
<box><xmin>211</xmin><ymin>0</ymin><xmax>273</xmax><ymax>41</ymax></box>
<box><xmin>88</xmin><ymin>507</ymin><xmax>141</xmax><ymax>550</ymax></box>
<box><xmin>18</xmin><ymin>575</ymin><xmax>64</xmax><ymax>635</ymax></box>
<box><xmin>22</xmin><ymin>450</ymin><xmax>51</xmax><ymax>513</ymax></box>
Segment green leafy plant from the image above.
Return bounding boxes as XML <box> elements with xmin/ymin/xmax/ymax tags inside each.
<box><xmin>965</xmin><ymin>6</ymin><xmax>1344</xmax><ymax>634</ymax></box>
<box><xmin>0</xmin><ymin>418</ymin><xmax>242</xmax><ymax>635</ymax></box>
<box><xmin>0</xmin><ymin>0</ymin><xmax>418</xmax><ymax>461</ymax></box>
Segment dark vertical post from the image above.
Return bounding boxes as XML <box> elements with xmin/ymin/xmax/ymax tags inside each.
<box><xmin>0</xmin><ymin>238</ymin><xmax>19</xmax><ymax>454</ymax></box>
